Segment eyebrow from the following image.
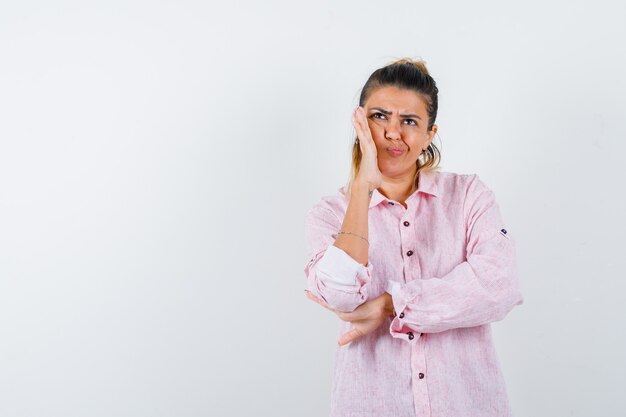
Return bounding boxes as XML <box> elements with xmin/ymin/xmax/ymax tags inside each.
<box><xmin>370</xmin><ymin>107</ymin><xmax>422</xmax><ymax>120</ymax></box>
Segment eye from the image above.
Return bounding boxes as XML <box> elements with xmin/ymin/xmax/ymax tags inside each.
<box><xmin>371</xmin><ymin>112</ymin><xmax>387</xmax><ymax>120</ymax></box>
<box><xmin>403</xmin><ymin>119</ymin><xmax>418</xmax><ymax>126</ymax></box>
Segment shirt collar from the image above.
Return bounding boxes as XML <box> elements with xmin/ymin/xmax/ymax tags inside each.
<box><xmin>339</xmin><ymin>169</ymin><xmax>439</xmax><ymax>209</ymax></box>
<box><xmin>414</xmin><ymin>169</ymin><xmax>439</xmax><ymax>198</ymax></box>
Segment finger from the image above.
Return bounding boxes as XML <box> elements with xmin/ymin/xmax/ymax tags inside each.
<box><xmin>352</xmin><ymin>113</ymin><xmax>371</xmax><ymax>149</ymax></box>
<box><xmin>338</xmin><ymin>327</ymin><xmax>364</xmax><ymax>346</ymax></box>
<box><xmin>304</xmin><ymin>290</ymin><xmax>326</xmax><ymax>305</ymax></box>
<box><xmin>355</xmin><ymin>107</ymin><xmax>369</xmax><ymax>129</ymax></box>
<box><xmin>353</xmin><ymin>107</ymin><xmax>374</xmax><ymax>144</ymax></box>
<box><xmin>353</xmin><ymin>107</ymin><xmax>367</xmax><ymax>133</ymax></box>
<box><xmin>304</xmin><ymin>290</ymin><xmax>336</xmax><ymax>312</ymax></box>
<box><xmin>352</xmin><ymin>109</ymin><xmax>363</xmax><ymax>133</ymax></box>
<box><xmin>336</xmin><ymin>310</ymin><xmax>359</xmax><ymax>322</ymax></box>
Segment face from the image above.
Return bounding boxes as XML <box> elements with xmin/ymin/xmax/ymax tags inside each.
<box><xmin>364</xmin><ymin>86</ymin><xmax>437</xmax><ymax>179</ymax></box>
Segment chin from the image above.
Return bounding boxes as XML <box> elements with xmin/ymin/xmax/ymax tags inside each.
<box><xmin>380</xmin><ymin>167</ymin><xmax>406</xmax><ymax>177</ymax></box>
<box><xmin>380</xmin><ymin>164</ymin><xmax>416</xmax><ymax>178</ymax></box>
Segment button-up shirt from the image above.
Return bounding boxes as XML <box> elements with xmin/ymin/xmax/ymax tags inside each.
<box><xmin>303</xmin><ymin>169</ymin><xmax>524</xmax><ymax>417</ymax></box>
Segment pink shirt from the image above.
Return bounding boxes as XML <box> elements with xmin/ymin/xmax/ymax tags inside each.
<box><xmin>303</xmin><ymin>169</ymin><xmax>524</xmax><ymax>417</ymax></box>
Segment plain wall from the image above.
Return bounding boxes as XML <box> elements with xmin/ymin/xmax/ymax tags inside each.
<box><xmin>1</xmin><ymin>1</ymin><xmax>625</xmax><ymax>416</ymax></box>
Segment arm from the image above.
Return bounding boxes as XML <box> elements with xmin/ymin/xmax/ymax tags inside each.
<box><xmin>304</xmin><ymin>106</ymin><xmax>382</xmax><ymax>313</ymax></box>
<box><xmin>303</xmin><ymin>182</ymin><xmax>374</xmax><ymax>313</ymax></box>
<box><xmin>387</xmin><ymin>175</ymin><xmax>524</xmax><ymax>338</ymax></box>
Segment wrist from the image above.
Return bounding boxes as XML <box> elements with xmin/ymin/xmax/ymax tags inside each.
<box><xmin>379</xmin><ymin>292</ymin><xmax>395</xmax><ymax>318</ymax></box>
<box><xmin>352</xmin><ymin>181</ymin><xmax>375</xmax><ymax>198</ymax></box>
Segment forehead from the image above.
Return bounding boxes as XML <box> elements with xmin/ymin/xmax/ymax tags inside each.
<box><xmin>365</xmin><ymin>86</ymin><xmax>428</xmax><ymax>115</ymax></box>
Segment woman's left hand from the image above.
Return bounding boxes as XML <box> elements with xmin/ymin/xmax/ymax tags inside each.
<box><xmin>304</xmin><ymin>290</ymin><xmax>394</xmax><ymax>346</ymax></box>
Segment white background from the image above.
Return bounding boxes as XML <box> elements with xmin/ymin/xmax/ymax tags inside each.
<box><xmin>1</xmin><ymin>1</ymin><xmax>625</xmax><ymax>416</ymax></box>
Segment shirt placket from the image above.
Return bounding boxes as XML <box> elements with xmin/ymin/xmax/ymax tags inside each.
<box><xmin>399</xmin><ymin>207</ymin><xmax>421</xmax><ymax>283</ymax></box>
<box><xmin>399</xmin><ymin>200</ymin><xmax>431</xmax><ymax>417</ymax></box>
<box><xmin>411</xmin><ymin>334</ymin><xmax>430</xmax><ymax>417</ymax></box>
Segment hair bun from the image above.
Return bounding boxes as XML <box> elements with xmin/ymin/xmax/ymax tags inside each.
<box><xmin>388</xmin><ymin>57</ymin><xmax>430</xmax><ymax>76</ymax></box>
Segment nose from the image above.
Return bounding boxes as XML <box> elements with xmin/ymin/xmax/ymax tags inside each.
<box><xmin>385</xmin><ymin>118</ymin><xmax>401</xmax><ymax>141</ymax></box>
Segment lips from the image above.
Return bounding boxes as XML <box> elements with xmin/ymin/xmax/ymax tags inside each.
<box><xmin>387</xmin><ymin>147</ymin><xmax>406</xmax><ymax>156</ymax></box>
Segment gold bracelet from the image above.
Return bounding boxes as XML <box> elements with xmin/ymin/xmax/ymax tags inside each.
<box><xmin>338</xmin><ymin>230</ymin><xmax>369</xmax><ymax>245</ymax></box>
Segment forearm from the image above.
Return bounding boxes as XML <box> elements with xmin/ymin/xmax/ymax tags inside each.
<box><xmin>333</xmin><ymin>182</ymin><xmax>372</xmax><ymax>266</ymax></box>
<box><xmin>388</xmin><ymin>241</ymin><xmax>523</xmax><ymax>335</ymax></box>
<box><xmin>303</xmin><ymin>181</ymin><xmax>375</xmax><ymax>313</ymax></box>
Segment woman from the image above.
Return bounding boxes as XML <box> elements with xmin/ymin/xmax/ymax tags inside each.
<box><xmin>303</xmin><ymin>58</ymin><xmax>524</xmax><ymax>417</ymax></box>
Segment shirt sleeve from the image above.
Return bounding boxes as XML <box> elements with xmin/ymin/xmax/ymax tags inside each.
<box><xmin>388</xmin><ymin>175</ymin><xmax>524</xmax><ymax>338</ymax></box>
<box><xmin>304</xmin><ymin>203</ymin><xmax>372</xmax><ymax>313</ymax></box>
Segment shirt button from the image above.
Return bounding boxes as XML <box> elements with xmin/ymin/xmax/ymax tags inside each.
<box><xmin>418</xmin><ymin>373</ymin><xmax>424</xmax><ymax>379</ymax></box>
<box><xmin>406</xmin><ymin>250</ymin><xmax>413</xmax><ymax>256</ymax></box>
<box><xmin>388</xmin><ymin>201</ymin><xmax>394</xmax><ymax>205</ymax></box>
<box><xmin>403</xmin><ymin>221</ymin><xmax>410</xmax><ymax>227</ymax></box>
<box><xmin>407</xmin><ymin>332</ymin><xmax>414</xmax><ymax>340</ymax></box>
<box><xmin>399</xmin><ymin>312</ymin><xmax>405</xmax><ymax>319</ymax></box>
<box><xmin>501</xmin><ymin>228</ymin><xmax>507</xmax><ymax>234</ymax></box>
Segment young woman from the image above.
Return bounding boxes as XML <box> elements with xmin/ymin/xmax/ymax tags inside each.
<box><xmin>303</xmin><ymin>58</ymin><xmax>524</xmax><ymax>417</ymax></box>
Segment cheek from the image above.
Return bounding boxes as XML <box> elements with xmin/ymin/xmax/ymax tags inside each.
<box><xmin>410</xmin><ymin>134</ymin><xmax>427</xmax><ymax>147</ymax></box>
<box><xmin>367</xmin><ymin>119</ymin><xmax>380</xmax><ymax>134</ymax></box>
<box><xmin>368</xmin><ymin>122</ymin><xmax>386</xmax><ymax>141</ymax></box>
<box><xmin>369</xmin><ymin>123</ymin><xmax>384</xmax><ymax>146</ymax></box>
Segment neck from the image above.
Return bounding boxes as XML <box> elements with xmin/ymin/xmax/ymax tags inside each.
<box><xmin>378</xmin><ymin>168</ymin><xmax>419</xmax><ymax>204</ymax></box>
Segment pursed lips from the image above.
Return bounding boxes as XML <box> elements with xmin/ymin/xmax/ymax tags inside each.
<box><xmin>387</xmin><ymin>147</ymin><xmax>406</xmax><ymax>156</ymax></box>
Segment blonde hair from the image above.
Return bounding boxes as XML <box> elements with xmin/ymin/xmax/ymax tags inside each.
<box><xmin>346</xmin><ymin>57</ymin><xmax>441</xmax><ymax>196</ymax></box>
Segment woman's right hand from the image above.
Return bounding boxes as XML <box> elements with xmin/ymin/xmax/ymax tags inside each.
<box><xmin>305</xmin><ymin>289</ymin><xmax>392</xmax><ymax>346</ymax></box>
<box><xmin>352</xmin><ymin>106</ymin><xmax>383</xmax><ymax>192</ymax></box>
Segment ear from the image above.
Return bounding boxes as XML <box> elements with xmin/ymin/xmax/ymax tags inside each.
<box><xmin>426</xmin><ymin>124</ymin><xmax>438</xmax><ymax>147</ymax></box>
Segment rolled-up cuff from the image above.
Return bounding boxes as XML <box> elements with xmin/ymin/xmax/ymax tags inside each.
<box><xmin>315</xmin><ymin>244</ymin><xmax>365</xmax><ymax>289</ymax></box>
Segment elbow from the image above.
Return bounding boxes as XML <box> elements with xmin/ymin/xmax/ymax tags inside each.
<box><xmin>303</xmin><ymin>249</ymin><xmax>371</xmax><ymax>313</ymax></box>
<box><xmin>480</xmin><ymin>255</ymin><xmax>523</xmax><ymax>321</ymax></box>
<box><xmin>304</xmin><ymin>267</ymin><xmax>368</xmax><ymax>313</ymax></box>
<box><xmin>508</xmin><ymin>288</ymin><xmax>524</xmax><ymax>312</ymax></box>
<box><xmin>491</xmin><ymin>287</ymin><xmax>524</xmax><ymax>322</ymax></box>
<box><xmin>309</xmin><ymin>272</ymin><xmax>368</xmax><ymax>313</ymax></box>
